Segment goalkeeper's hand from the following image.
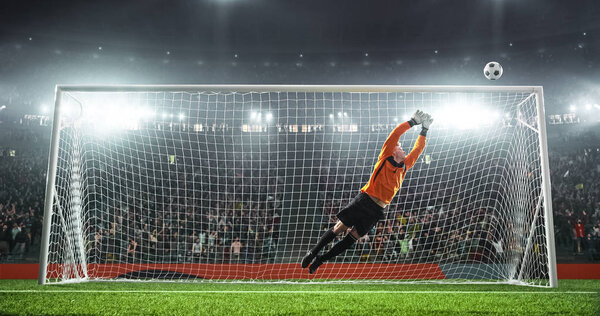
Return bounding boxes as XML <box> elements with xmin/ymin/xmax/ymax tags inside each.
<box><xmin>409</xmin><ymin>110</ymin><xmax>425</xmax><ymax>126</ymax></box>
<box><xmin>422</xmin><ymin>114</ymin><xmax>434</xmax><ymax>129</ymax></box>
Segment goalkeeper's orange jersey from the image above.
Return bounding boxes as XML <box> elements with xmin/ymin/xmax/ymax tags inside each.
<box><xmin>361</xmin><ymin>121</ymin><xmax>426</xmax><ymax>205</ymax></box>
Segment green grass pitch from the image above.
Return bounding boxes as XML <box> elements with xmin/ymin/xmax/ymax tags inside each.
<box><xmin>0</xmin><ymin>280</ymin><xmax>598</xmax><ymax>315</ymax></box>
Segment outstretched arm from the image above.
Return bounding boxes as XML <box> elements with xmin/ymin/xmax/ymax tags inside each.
<box><xmin>379</xmin><ymin>110</ymin><xmax>425</xmax><ymax>159</ymax></box>
<box><xmin>404</xmin><ymin>114</ymin><xmax>433</xmax><ymax>169</ymax></box>
<box><xmin>403</xmin><ymin>135</ymin><xmax>426</xmax><ymax>169</ymax></box>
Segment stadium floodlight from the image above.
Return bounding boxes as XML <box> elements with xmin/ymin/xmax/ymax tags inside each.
<box><xmin>265</xmin><ymin>112</ymin><xmax>273</xmax><ymax>122</ymax></box>
<box><xmin>142</xmin><ymin>108</ymin><xmax>155</xmax><ymax>119</ymax></box>
<box><xmin>179</xmin><ymin>113</ymin><xmax>185</xmax><ymax>120</ymax></box>
<box><xmin>569</xmin><ymin>105</ymin><xmax>576</xmax><ymax>112</ymax></box>
<box><xmin>585</xmin><ymin>104</ymin><xmax>592</xmax><ymax>110</ymax></box>
<box><xmin>39</xmin><ymin>85</ymin><xmax>556</xmax><ymax>288</ymax></box>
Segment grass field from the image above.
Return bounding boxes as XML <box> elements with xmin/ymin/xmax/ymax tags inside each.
<box><xmin>0</xmin><ymin>280</ymin><xmax>598</xmax><ymax>315</ymax></box>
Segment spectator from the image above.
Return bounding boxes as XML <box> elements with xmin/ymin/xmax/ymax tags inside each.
<box><xmin>126</xmin><ymin>238</ymin><xmax>137</xmax><ymax>263</ymax></box>
<box><xmin>575</xmin><ymin>219</ymin><xmax>585</xmax><ymax>255</ymax></box>
<box><xmin>0</xmin><ymin>224</ymin><xmax>9</xmax><ymax>259</ymax></box>
<box><xmin>583</xmin><ymin>233</ymin><xmax>598</xmax><ymax>261</ymax></box>
<box><xmin>12</xmin><ymin>223</ymin><xmax>28</xmax><ymax>259</ymax></box>
<box><xmin>10</xmin><ymin>223</ymin><xmax>20</xmax><ymax>253</ymax></box>
<box><xmin>230</xmin><ymin>236</ymin><xmax>242</xmax><ymax>263</ymax></box>
<box><xmin>192</xmin><ymin>238</ymin><xmax>202</xmax><ymax>261</ymax></box>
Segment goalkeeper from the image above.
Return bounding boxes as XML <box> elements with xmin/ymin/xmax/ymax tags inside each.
<box><xmin>301</xmin><ymin>110</ymin><xmax>433</xmax><ymax>274</ymax></box>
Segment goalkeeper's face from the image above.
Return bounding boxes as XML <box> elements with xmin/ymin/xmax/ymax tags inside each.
<box><xmin>393</xmin><ymin>143</ymin><xmax>406</xmax><ymax>162</ymax></box>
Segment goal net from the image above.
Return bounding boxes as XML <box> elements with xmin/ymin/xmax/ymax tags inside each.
<box><xmin>39</xmin><ymin>85</ymin><xmax>557</xmax><ymax>287</ymax></box>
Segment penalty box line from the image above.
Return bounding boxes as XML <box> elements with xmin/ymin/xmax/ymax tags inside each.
<box><xmin>0</xmin><ymin>290</ymin><xmax>597</xmax><ymax>294</ymax></box>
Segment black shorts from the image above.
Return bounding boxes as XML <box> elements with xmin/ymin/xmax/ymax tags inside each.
<box><xmin>336</xmin><ymin>192</ymin><xmax>385</xmax><ymax>237</ymax></box>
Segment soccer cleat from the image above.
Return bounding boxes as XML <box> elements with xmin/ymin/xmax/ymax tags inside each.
<box><xmin>301</xmin><ymin>251</ymin><xmax>316</xmax><ymax>268</ymax></box>
<box><xmin>309</xmin><ymin>256</ymin><xmax>324</xmax><ymax>274</ymax></box>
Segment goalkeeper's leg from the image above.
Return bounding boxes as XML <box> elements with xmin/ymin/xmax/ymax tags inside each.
<box><xmin>309</xmin><ymin>229</ymin><xmax>360</xmax><ymax>274</ymax></box>
<box><xmin>302</xmin><ymin>193</ymin><xmax>370</xmax><ymax>269</ymax></box>
<box><xmin>301</xmin><ymin>221</ymin><xmax>349</xmax><ymax>268</ymax></box>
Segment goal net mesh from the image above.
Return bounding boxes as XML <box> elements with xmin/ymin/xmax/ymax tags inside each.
<box><xmin>42</xmin><ymin>87</ymin><xmax>552</xmax><ymax>286</ymax></box>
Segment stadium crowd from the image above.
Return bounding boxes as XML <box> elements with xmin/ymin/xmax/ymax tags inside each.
<box><xmin>0</xmin><ymin>146</ymin><xmax>45</xmax><ymax>261</ymax></box>
<box><xmin>85</xmin><ymin>144</ymin><xmax>283</xmax><ymax>264</ymax></box>
<box><xmin>549</xmin><ymin>128</ymin><xmax>600</xmax><ymax>260</ymax></box>
<box><xmin>0</xmin><ymin>120</ymin><xmax>599</xmax><ymax>264</ymax></box>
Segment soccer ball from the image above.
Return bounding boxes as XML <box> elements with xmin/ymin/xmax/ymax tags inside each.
<box><xmin>483</xmin><ymin>62</ymin><xmax>503</xmax><ymax>80</ymax></box>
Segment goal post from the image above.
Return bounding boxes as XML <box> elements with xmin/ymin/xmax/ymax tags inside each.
<box><xmin>39</xmin><ymin>85</ymin><xmax>557</xmax><ymax>287</ymax></box>
<box><xmin>534</xmin><ymin>87</ymin><xmax>558</xmax><ymax>288</ymax></box>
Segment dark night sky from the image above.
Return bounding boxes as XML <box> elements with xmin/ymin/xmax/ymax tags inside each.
<box><xmin>2</xmin><ymin>0</ymin><xmax>599</xmax><ymax>52</ymax></box>
<box><xmin>1</xmin><ymin>0</ymin><xmax>599</xmax><ymax>114</ymax></box>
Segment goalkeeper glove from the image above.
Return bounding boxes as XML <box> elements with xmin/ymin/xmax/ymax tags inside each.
<box><xmin>422</xmin><ymin>114</ymin><xmax>434</xmax><ymax>129</ymax></box>
<box><xmin>408</xmin><ymin>110</ymin><xmax>425</xmax><ymax>126</ymax></box>
<box><xmin>420</xmin><ymin>114</ymin><xmax>434</xmax><ymax>136</ymax></box>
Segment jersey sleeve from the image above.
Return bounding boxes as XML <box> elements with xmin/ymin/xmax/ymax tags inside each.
<box><xmin>379</xmin><ymin>121</ymin><xmax>412</xmax><ymax>159</ymax></box>
<box><xmin>403</xmin><ymin>135</ymin><xmax>426</xmax><ymax>170</ymax></box>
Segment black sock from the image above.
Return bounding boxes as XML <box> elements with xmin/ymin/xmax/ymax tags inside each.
<box><xmin>310</xmin><ymin>229</ymin><xmax>336</xmax><ymax>255</ymax></box>
<box><xmin>321</xmin><ymin>233</ymin><xmax>357</xmax><ymax>261</ymax></box>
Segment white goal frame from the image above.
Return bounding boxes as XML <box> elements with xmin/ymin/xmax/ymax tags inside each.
<box><xmin>38</xmin><ymin>85</ymin><xmax>557</xmax><ymax>287</ymax></box>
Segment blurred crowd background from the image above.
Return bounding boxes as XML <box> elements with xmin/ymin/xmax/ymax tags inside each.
<box><xmin>0</xmin><ymin>106</ymin><xmax>598</xmax><ymax>264</ymax></box>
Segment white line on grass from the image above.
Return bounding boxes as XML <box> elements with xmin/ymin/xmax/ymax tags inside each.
<box><xmin>0</xmin><ymin>290</ymin><xmax>597</xmax><ymax>294</ymax></box>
